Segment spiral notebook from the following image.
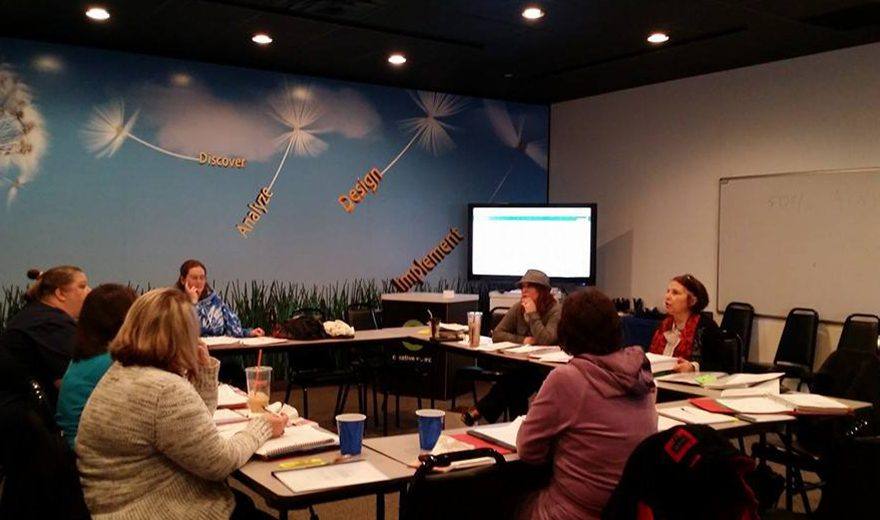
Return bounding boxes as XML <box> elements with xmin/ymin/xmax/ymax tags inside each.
<box><xmin>254</xmin><ymin>425</ymin><xmax>339</xmax><ymax>459</ymax></box>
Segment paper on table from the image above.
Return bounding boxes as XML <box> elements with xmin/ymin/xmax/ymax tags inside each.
<box><xmin>737</xmin><ymin>413</ymin><xmax>797</xmax><ymax>423</ymax></box>
<box><xmin>655</xmin><ymin>372</ymin><xmax>727</xmax><ymax>386</ymax></box>
<box><xmin>703</xmin><ymin>372</ymin><xmax>785</xmax><ymax>389</ymax></box>
<box><xmin>240</xmin><ymin>336</ymin><xmax>287</xmax><ymax>347</ymax></box>
<box><xmin>534</xmin><ymin>351</ymin><xmax>573</xmax><ymax>364</ymax></box>
<box><xmin>658</xmin><ymin>415</ymin><xmax>685</xmax><ymax>431</ymax></box>
<box><xmin>440</xmin><ymin>322</ymin><xmax>469</xmax><ymax>332</ymax></box>
<box><xmin>201</xmin><ymin>336</ymin><xmax>240</xmax><ymax>346</ymax></box>
<box><xmin>467</xmin><ymin>415</ymin><xmax>525</xmax><ymax>450</ymax></box>
<box><xmin>716</xmin><ymin>397</ymin><xmax>794</xmax><ymax>414</ymax></box>
<box><xmin>454</xmin><ymin>335</ymin><xmax>492</xmax><ymax>347</ymax></box>
<box><xmin>504</xmin><ymin>345</ymin><xmax>557</xmax><ymax>355</ymax></box>
<box><xmin>475</xmin><ymin>341</ymin><xmax>519</xmax><ymax>352</ymax></box>
<box><xmin>773</xmin><ymin>393</ymin><xmax>850</xmax><ymax>411</ymax></box>
<box><xmin>217</xmin><ymin>384</ymin><xmax>248</xmax><ymax>408</ymax></box>
<box><xmin>274</xmin><ymin>460</ymin><xmax>388</xmax><ymax>493</ymax></box>
<box><xmin>213</xmin><ymin>408</ymin><xmax>248</xmax><ymax>425</ymax></box>
<box><xmin>719</xmin><ymin>379</ymin><xmax>780</xmax><ymax>398</ymax></box>
<box><xmin>657</xmin><ymin>406</ymin><xmax>737</xmax><ymax>425</ymax></box>
<box><xmin>217</xmin><ymin>421</ymin><xmax>250</xmax><ymax>439</ymax></box>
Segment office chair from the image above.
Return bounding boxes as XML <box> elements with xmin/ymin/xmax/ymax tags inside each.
<box><xmin>720</xmin><ymin>301</ymin><xmax>755</xmax><ymax>364</ymax></box>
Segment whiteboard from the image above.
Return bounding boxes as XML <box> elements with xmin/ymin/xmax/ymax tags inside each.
<box><xmin>717</xmin><ymin>168</ymin><xmax>880</xmax><ymax>322</ymax></box>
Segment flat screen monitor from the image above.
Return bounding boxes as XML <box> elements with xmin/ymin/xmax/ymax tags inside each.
<box><xmin>468</xmin><ymin>203</ymin><xmax>597</xmax><ymax>284</ymax></box>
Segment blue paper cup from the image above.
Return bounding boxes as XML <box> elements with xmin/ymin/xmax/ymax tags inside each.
<box><xmin>416</xmin><ymin>409</ymin><xmax>445</xmax><ymax>451</ymax></box>
<box><xmin>335</xmin><ymin>413</ymin><xmax>366</xmax><ymax>455</ymax></box>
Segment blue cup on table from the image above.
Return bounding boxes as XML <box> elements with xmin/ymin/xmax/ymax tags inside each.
<box><xmin>335</xmin><ymin>413</ymin><xmax>366</xmax><ymax>455</ymax></box>
<box><xmin>416</xmin><ymin>409</ymin><xmax>445</xmax><ymax>451</ymax></box>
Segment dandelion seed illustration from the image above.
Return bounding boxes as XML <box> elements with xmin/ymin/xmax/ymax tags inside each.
<box><xmin>82</xmin><ymin>100</ymin><xmax>199</xmax><ymax>162</ymax></box>
<box><xmin>484</xmin><ymin>100</ymin><xmax>547</xmax><ymax>202</ymax></box>
<box><xmin>266</xmin><ymin>84</ymin><xmax>329</xmax><ymax>191</ymax></box>
<box><xmin>0</xmin><ymin>64</ymin><xmax>47</xmax><ymax>208</ymax></box>
<box><xmin>381</xmin><ymin>91</ymin><xmax>468</xmax><ymax>175</ymax></box>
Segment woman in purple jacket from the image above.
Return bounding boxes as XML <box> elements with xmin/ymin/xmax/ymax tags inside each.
<box><xmin>516</xmin><ymin>289</ymin><xmax>658</xmax><ymax>520</ymax></box>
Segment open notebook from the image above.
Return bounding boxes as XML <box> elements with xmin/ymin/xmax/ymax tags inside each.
<box><xmin>255</xmin><ymin>425</ymin><xmax>339</xmax><ymax>459</ymax></box>
<box><xmin>645</xmin><ymin>353</ymin><xmax>678</xmax><ymax>373</ymax></box>
<box><xmin>217</xmin><ymin>384</ymin><xmax>248</xmax><ymax>408</ymax></box>
<box><xmin>274</xmin><ymin>460</ymin><xmax>388</xmax><ymax>493</ymax></box>
<box><xmin>466</xmin><ymin>415</ymin><xmax>525</xmax><ymax>451</ymax></box>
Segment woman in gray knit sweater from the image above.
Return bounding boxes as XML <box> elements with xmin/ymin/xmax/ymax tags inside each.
<box><xmin>76</xmin><ymin>288</ymin><xmax>286</xmax><ymax>519</ymax></box>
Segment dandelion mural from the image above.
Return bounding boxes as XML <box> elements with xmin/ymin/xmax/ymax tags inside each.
<box><xmin>265</xmin><ymin>84</ymin><xmax>329</xmax><ymax>191</ymax></box>
<box><xmin>82</xmin><ymin>100</ymin><xmax>199</xmax><ymax>162</ymax></box>
<box><xmin>381</xmin><ymin>91</ymin><xmax>468</xmax><ymax>175</ymax></box>
<box><xmin>484</xmin><ymin>100</ymin><xmax>547</xmax><ymax>202</ymax></box>
<box><xmin>0</xmin><ymin>64</ymin><xmax>46</xmax><ymax>207</ymax></box>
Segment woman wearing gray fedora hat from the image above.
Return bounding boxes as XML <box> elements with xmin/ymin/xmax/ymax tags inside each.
<box><xmin>462</xmin><ymin>269</ymin><xmax>562</xmax><ymax>425</ymax></box>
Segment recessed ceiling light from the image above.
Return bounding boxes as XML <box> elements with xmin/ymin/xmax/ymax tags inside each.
<box><xmin>522</xmin><ymin>7</ymin><xmax>545</xmax><ymax>20</ymax></box>
<box><xmin>647</xmin><ymin>32</ymin><xmax>670</xmax><ymax>44</ymax></box>
<box><xmin>251</xmin><ymin>33</ymin><xmax>273</xmax><ymax>45</ymax></box>
<box><xmin>85</xmin><ymin>7</ymin><xmax>110</xmax><ymax>21</ymax></box>
<box><xmin>388</xmin><ymin>53</ymin><xmax>407</xmax><ymax>65</ymax></box>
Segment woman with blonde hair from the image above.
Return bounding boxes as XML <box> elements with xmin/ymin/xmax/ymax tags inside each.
<box><xmin>77</xmin><ymin>288</ymin><xmax>286</xmax><ymax>520</ymax></box>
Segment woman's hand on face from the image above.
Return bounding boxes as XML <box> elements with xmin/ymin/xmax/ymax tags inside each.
<box><xmin>523</xmin><ymin>336</ymin><xmax>535</xmax><ymax>345</ymax></box>
<box><xmin>250</xmin><ymin>327</ymin><xmax>265</xmax><ymax>337</ymax></box>
<box><xmin>196</xmin><ymin>343</ymin><xmax>212</xmax><ymax>366</ymax></box>
<box><xmin>521</xmin><ymin>297</ymin><xmax>537</xmax><ymax>314</ymax></box>
<box><xmin>673</xmin><ymin>358</ymin><xmax>696</xmax><ymax>373</ymax></box>
<box><xmin>265</xmin><ymin>413</ymin><xmax>288</xmax><ymax>438</ymax></box>
<box><xmin>185</xmin><ymin>283</ymin><xmax>200</xmax><ymax>304</ymax></box>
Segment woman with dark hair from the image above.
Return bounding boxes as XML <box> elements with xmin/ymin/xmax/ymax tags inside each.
<box><xmin>176</xmin><ymin>259</ymin><xmax>264</xmax><ymax>338</ymax></box>
<box><xmin>516</xmin><ymin>289</ymin><xmax>658</xmax><ymax>520</ymax></box>
<box><xmin>0</xmin><ymin>266</ymin><xmax>90</xmax><ymax>407</ymax></box>
<box><xmin>462</xmin><ymin>269</ymin><xmax>561</xmax><ymax>425</ymax></box>
<box><xmin>56</xmin><ymin>284</ymin><xmax>137</xmax><ymax>448</ymax></box>
<box><xmin>648</xmin><ymin>274</ymin><xmax>720</xmax><ymax>373</ymax></box>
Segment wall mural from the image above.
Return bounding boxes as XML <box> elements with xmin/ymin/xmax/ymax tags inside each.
<box><xmin>0</xmin><ymin>38</ymin><xmax>548</xmax><ymax>287</ymax></box>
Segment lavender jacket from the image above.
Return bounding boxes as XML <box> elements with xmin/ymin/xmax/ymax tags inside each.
<box><xmin>516</xmin><ymin>346</ymin><xmax>658</xmax><ymax>520</ymax></box>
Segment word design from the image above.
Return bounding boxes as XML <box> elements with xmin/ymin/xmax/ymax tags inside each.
<box><xmin>338</xmin><ymin>168</ymin><xmax>383</xmax><ymax>213</ymax></box>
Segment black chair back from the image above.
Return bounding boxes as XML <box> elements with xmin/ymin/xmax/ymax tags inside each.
<box><xmin>774</xmin><ymin>308</ymin><xmax>819</xmax><ymax>370</ymax></box>
<box><xmin>703</xmin><ymin>330</ymin><xmax>743</xmax><ymax>373</ymax></box>
<box><xmin>292</xmin><ymin>307</ymin><xmax>325</xmax><ymax>322</ymax></box>
<box><xmin>720</xmin><ymin>302</ymin><xmax>754</xmax><ymax>361</ymax></box>
<box><xmin>489</xmin><ymin>306</ymin><xmax>509</xmax><ymax>333</ymax></box>
<box><xmin>837</xmin><ymin>314</ymin><xmax>880</xmax><ymax>354</ymax></box>
<box><xmin>346</xmin><ymin>304</ymin><xmax>379</xmax><ymax>331</ymax></box>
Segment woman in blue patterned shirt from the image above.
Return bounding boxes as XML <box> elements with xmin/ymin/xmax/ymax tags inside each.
<box><xmin>176</xmin><ymin>259</ymin><xmax>264</xmax><ymax>338</ymax></box>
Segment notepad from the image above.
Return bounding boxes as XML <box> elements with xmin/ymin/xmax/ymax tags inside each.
<box><xmin>533</xmin><ymin>351</ymin><xmax>573</xmax><ymax>364</ymax></box>
<box><xmin>772</xmin><ymin>393</ymin><xmax>850</xmax><ymax>414</ymax></box>
<box><xmin>201</xmin><ymin>336</ymin><xmax>240</xmax><ymax>346</ymax></box>
<box><xmin>657</xmin><ymin>406</ymin><xmax>737</xmax><ymax>425</ymax></box>
<box><xmin>240</xmin><ymin>336</ymin><xmax>287</xmax><ymax>347</ymax></box>
<box><xmin>716</xmin><ymin>397</ymin><xmax>794</xmax><ymax>415</ymax></box>
<box><xmin>217</xmin><ymin>384</ymin><xmax>248</xmax><ymax>408</ymax></box>
<box><xmin>440</xmin><ymin>322</ymin><xmax>469</xmax><ymax>332</ymax></box>
<box><xmin>455</xmin><ymin>335</ymin><xmax>492</xmax><ymax>347</ymax></box>
<box><xmin>703</xmin><ymin>372</ymin><xmax>785</xmax><ymax>389</ymax></box>
<box><xmin>646</xmin><ymin>353</ymin><xmax>678</xmax><ymax>373</ymax></box>
<box><xmin>467</xmin><ymin>415</ymin><xmax>525</xmax><ymax>450</ymax></box>
<box><xmin>475</xmin><ymin>341</ymin><xmax>519</xmax><ymax>352</ymax></box>
<box><xmin>719</xmin><ymin>379</ymin><xmax>781</xmax><ymax>398</ymax></box>
<box><xmin>504</xmin><ymin>345</ymin><xmax>557</xmax><ymax>355</ymax></box>
<box><xmin>274</xmin><ymin>460</ymin><xmax>388</xmax><ymax>492</ymax></box>
<box><xmin>254</xmin><ymin>425</ymin><xmax>339</xmax><ymax>459</ymax></box>
<box><xmin>213</xmin><ymin>408</ymin><xmax>248</xmax><ymax>425</ymax></box>
<box><xmin>658</xmin><ymin>415</ymin><xmax>685</xmax><ymax>431</ymax></box>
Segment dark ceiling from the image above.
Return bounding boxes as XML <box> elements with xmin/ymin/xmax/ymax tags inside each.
<box><xmin>2</xmin><ymin>0</ymin><xmax>880</xmax><ymax>104</ymax></box>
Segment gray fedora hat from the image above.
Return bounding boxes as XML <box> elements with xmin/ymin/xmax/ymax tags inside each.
<box><xmin>516</xmin><ymin>269</ymin><xmax>551</xmax><ymax>288</ymax></box>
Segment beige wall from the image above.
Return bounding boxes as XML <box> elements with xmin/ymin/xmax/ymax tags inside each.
<box><xmin>550</xmin><ymin>42</ymin><xmax>880</xmax><ymax>367</ymax></box>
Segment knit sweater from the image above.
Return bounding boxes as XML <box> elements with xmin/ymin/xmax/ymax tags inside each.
<box><xmin>492</xmin><ymin>300</ymin><xmax>562</xmax><ymax>345</ymax></box>
<box><xmin>76</xmin><ymin>358</ymin><xmax>273</xmax><ymax>520</ymax></box>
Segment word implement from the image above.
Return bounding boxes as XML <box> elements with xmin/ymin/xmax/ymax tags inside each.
<box><xmin>392</xmin><ymin>228</ymin><xmax>465</xmax><ymax>292</ymax></box>
<box><xmin>338</xmin><ymin>167</ymin><xmax>383</xmax><ymax>213</ymax></box>
<box><xmin>199</xmin><ymin>152</ymin><xmax>247</xmax><ymax>169</ymax></box>
<box><xmin>236</xmin><ymin>186</ymin><xmax>273</xmax><ymax>238</ymax></box>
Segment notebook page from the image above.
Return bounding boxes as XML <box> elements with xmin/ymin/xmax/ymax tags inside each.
<box><xmin>476</xmin><ymin>341</ymin><xmax>519</xmax><ymax>352</ymax></box>
<box><xmin>200</xmin><ymin>336</ymin><xmax>240</xmax><ymax>346</ymax></box>
<box><xmin>255</xmin><ymin>425</ymin><xmax>338</xmax><ymax>457</ymax></box>
<box><xmin>658</xmin><ymin>415</ymin><xmax>685</xmax><ymax>431</ymax></box>
<box><xmin>213</xmin><ymin>408</ymin><xmax>248</xmax><ymax>425</ymax></box>
<box><xmin>240</xmin><ymin>336</ymin><xmax>288</xmax><ymax>347</ymax></box>
<box><xmin>217</xmin><ymin>384</ymin><xmax>248</xmax><ymax>408</ymax></box>
<box><xmin>657</xmin><ymin>406</ymin><xmax>737</xmax><ymax>424</ymax></box>
<box><xmin>774</xmin><ymin>393</ymin><xmax>849</xmax><ymax>410</ymax></box>
<box><xmin>468</xmin><ymin>415</ymin><xmax>525</xmax><ymax>449</ymax></box>
<box><xmin>716</xmin><ymin>397</ymin><xmax>794</xmax><ymax>414</ymax></box>
<box><xmin>274</xmin><ymin>460</ymin><xmax>388</xmax><ymax>493</ymax></box>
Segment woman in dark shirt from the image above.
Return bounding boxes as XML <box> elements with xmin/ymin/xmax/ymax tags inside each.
<box><xmin>0</xmin><ymin>266</ymin><xmax>90</xmax><ymax>406</ymax></box>
<box><xmin>648</xmin><ymin>273</ymin><xmax>720</xmax><ymax>373</ymax></box>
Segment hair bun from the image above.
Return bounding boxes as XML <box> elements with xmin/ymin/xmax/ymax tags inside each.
<box><xmin>26</xmin><ymin>268</ymin><xmax>42</xmax><ymax>280</ymax></box>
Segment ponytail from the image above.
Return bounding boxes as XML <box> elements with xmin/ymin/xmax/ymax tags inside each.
<box><xmin>25</xmin><ymin>265</ymin><xmax>84</xmax><ymax>303</ymax></box>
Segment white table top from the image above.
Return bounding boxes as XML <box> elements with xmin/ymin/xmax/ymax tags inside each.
<box><xmin>381</xmin><ymin>292</ymin><xmax>479</xmax><ymax>303</ymax></box>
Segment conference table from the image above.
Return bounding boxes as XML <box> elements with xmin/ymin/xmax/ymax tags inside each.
<box><xmin>213</xmin><ymin>328</ymin><xmax>874</xmax><ymax>517</ymax></box>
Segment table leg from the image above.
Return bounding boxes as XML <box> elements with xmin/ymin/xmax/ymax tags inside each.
<box><xmin>376</xmin><ymin>493</ymin><xmax>385</xmax><ymax>520</ymax></box>
<box><xmin>278</xmin><ymin>508</ymin><xmax>287</xmax><ymax>520</ymax></box>
<box><xmin>783</xmin><ymin>424</ymin><xmax>793</xmax><ymax>511</ymax></box>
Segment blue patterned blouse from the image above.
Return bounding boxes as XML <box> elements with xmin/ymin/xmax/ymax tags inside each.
<box><xmin>196</xmin><ymin>291</ymin><xmax>251</xmax><ymax>338</ymax></box>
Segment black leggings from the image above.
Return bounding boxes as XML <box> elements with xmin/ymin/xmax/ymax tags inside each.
<box><xmin>475</xmin><ymin>366</ymin><xmax>547</xmax><ymax>423</ymax></box>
